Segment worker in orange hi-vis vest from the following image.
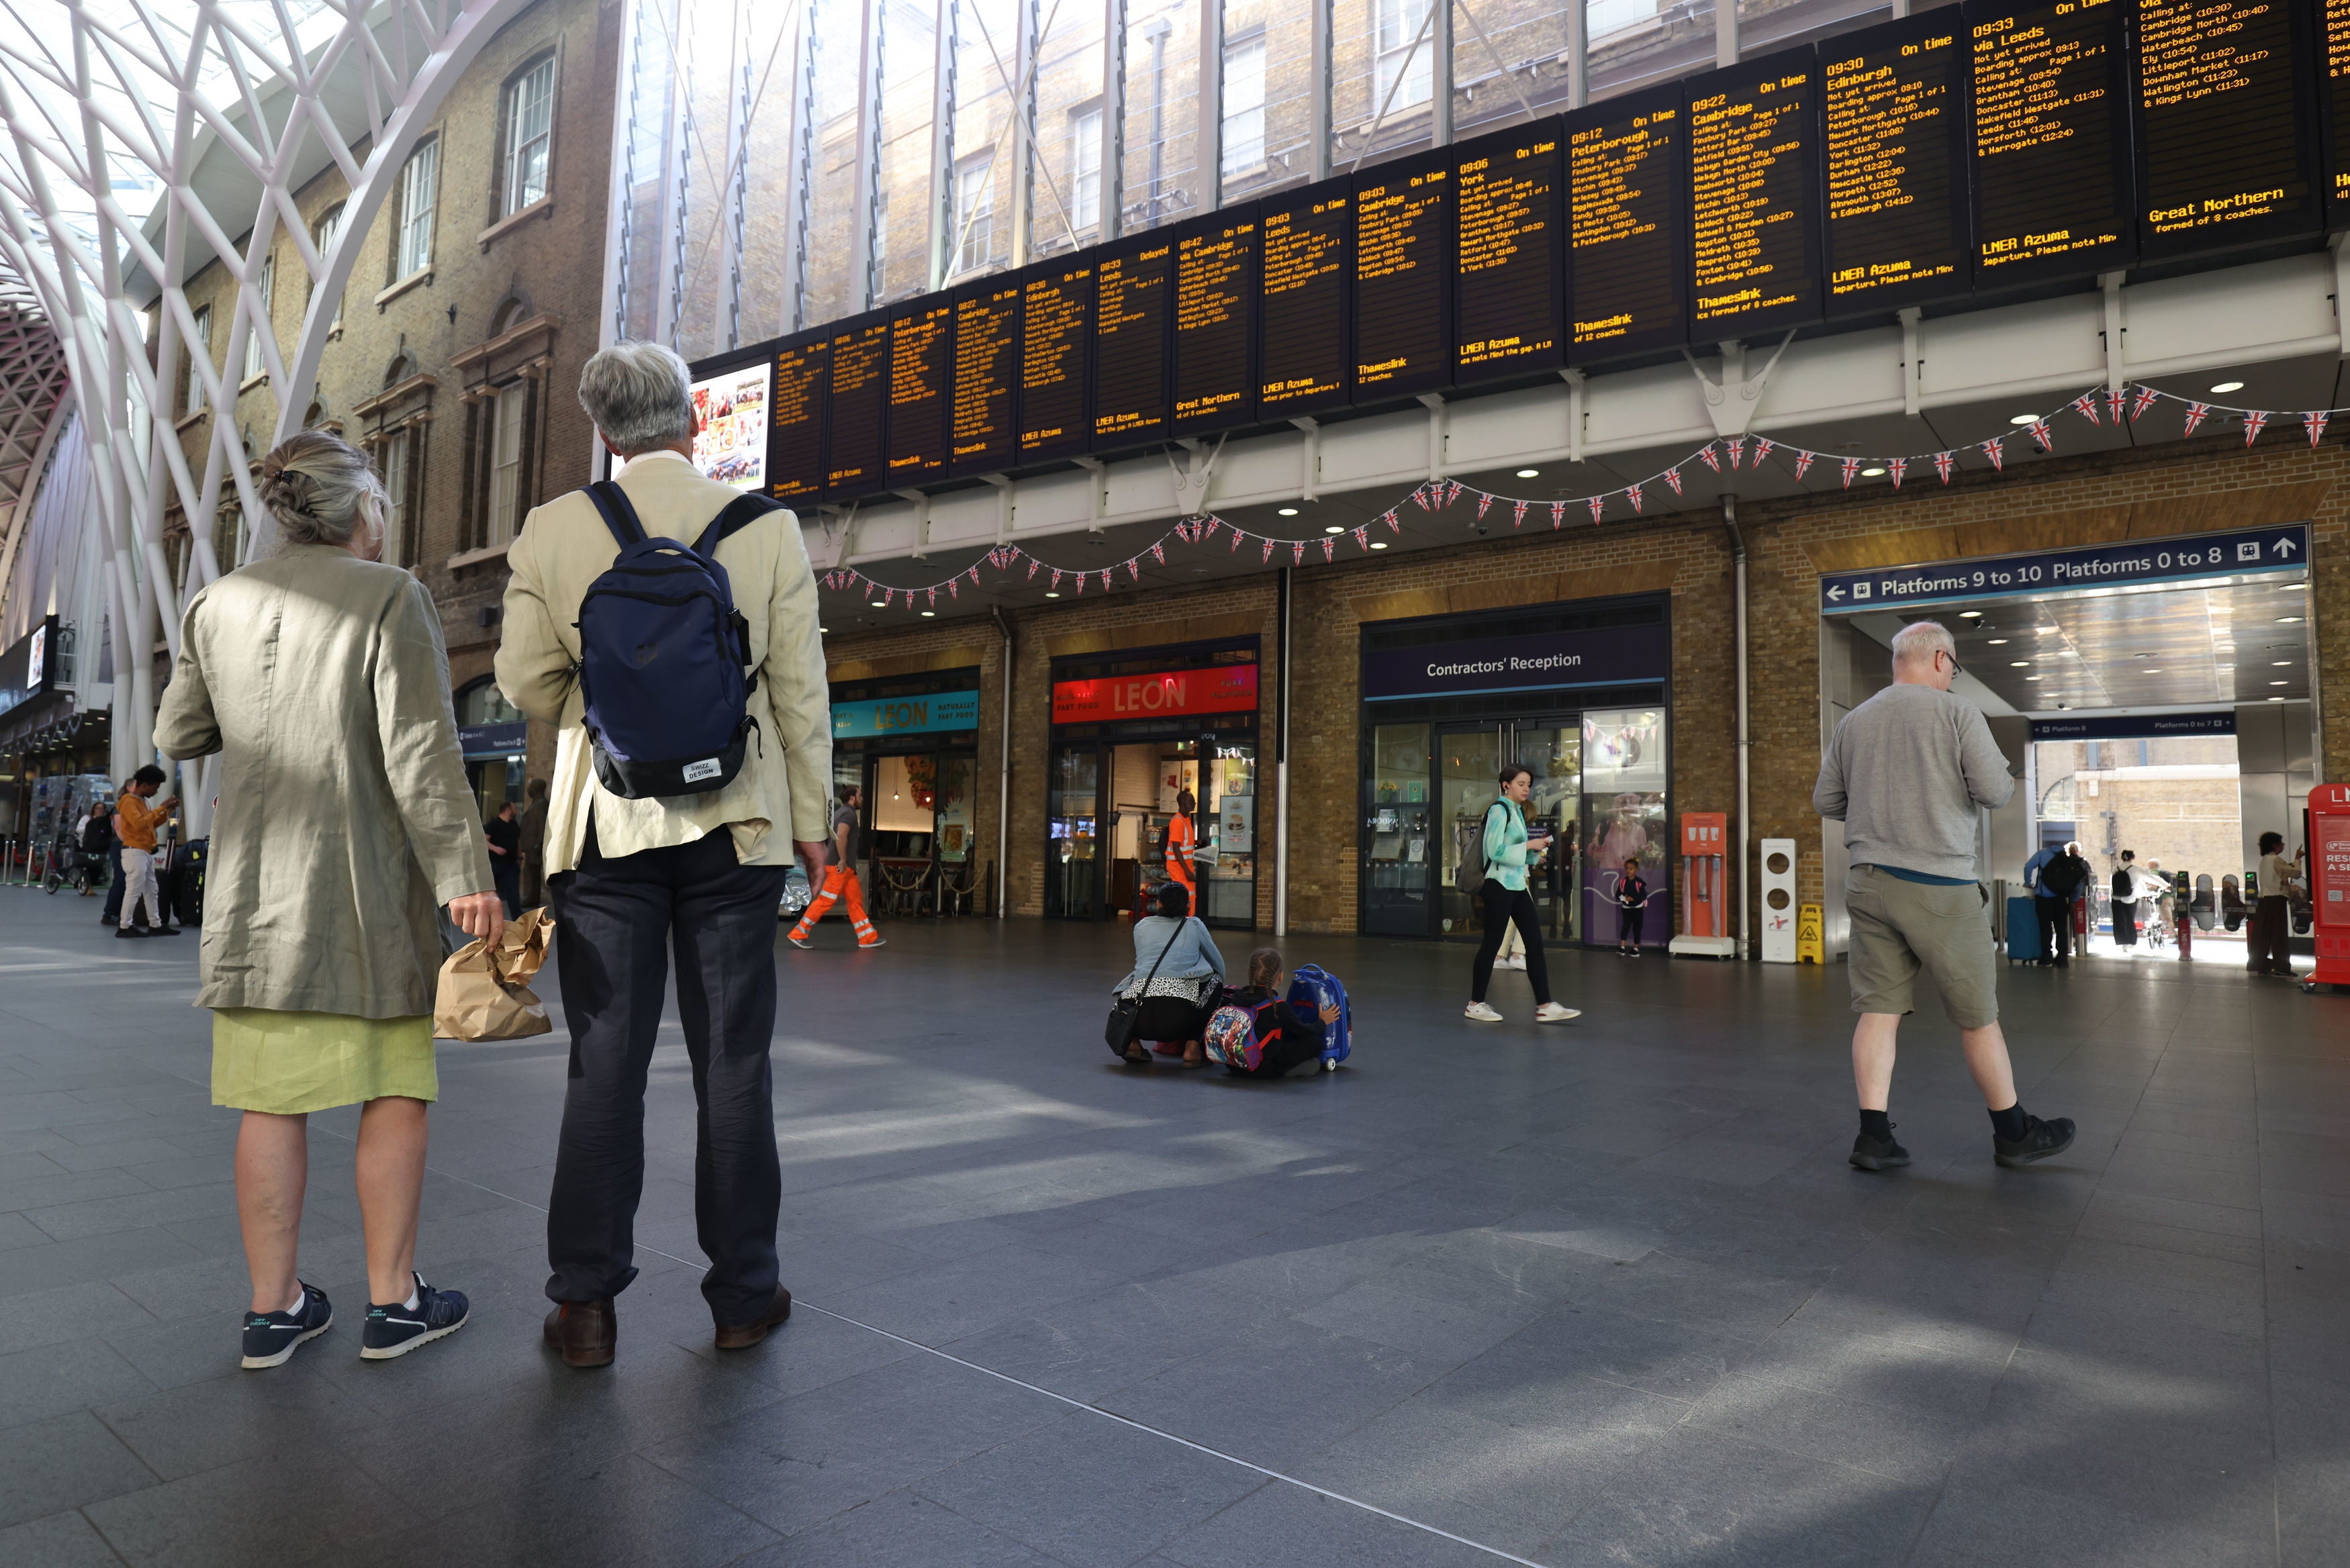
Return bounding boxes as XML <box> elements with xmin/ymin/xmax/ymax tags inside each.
<box><xmin>1162</xmin><ymin>788</ymin><xmax>1198</xmax><ymax>904</ymax></box>
<box><xmin>788</xmin><ymin>785</ymin><xmax>884</xmax><ymax>950</ymax></box>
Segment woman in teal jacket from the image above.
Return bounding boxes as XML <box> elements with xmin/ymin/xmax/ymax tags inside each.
<box><xmin>1465</xmin><ymin>766</ymin><xmax>1579</xmax><ymax>1024</ymax></box>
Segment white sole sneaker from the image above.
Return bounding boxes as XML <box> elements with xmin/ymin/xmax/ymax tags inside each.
<box><xmin>240</xmin><ymin>1316</ymin><xmax>332</xmax><ymax>1369</ymax></box>
<box><xmin>1464</xmin><ymin>1003</ymin><xmax>1503</xmax><ymax>1022</ymax></box>
<box><xmin>359</xmin><ymin>1314</ymin><xmax>467</xmax><ymax>1360</ymax></box>
<box><xmin>1535</xmin><ymin>1006</ymin><xmax>1581</xmax><ymax>1023</ymax></box>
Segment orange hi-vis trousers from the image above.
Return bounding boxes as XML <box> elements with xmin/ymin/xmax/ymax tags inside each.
<box><xmin>793</xmin><ymin>864</ymin><xmax>880</xmax><ymax>946</ymax></box>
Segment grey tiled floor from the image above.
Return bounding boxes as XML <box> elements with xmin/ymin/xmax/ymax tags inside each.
<box><xmin>2</xmin><ymin>889</ymin><xmax>2346</xmax><ymax>1566</ymax></box>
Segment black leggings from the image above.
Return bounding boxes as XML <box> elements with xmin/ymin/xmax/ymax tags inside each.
<box><xmin>1471</xmin><ymin>880</ymin><xmax>1550</xmax><ymax>1004</ymax></box>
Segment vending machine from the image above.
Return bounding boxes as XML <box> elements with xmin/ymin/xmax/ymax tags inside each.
<box><xmin>1669</xmin><ymin>812</ymin><xmax>1737</xmax><ymax>959</ymax></box>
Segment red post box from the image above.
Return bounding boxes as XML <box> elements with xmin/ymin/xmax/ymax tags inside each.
<box><xmin>2309</xmin><ymin>783</ymin><xmax>2350</xmax><ymax>992</ymax></box>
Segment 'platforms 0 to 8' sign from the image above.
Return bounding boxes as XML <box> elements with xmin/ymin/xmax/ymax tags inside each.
<box><xmin>1050</xmin><ymin>665</ymin><xmax>1259</xmax><ymax>724</ymax></box>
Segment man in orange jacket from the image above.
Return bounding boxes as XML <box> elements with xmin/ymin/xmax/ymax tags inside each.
<box><xmin>788</xmin><ymin>785</ymin><xmax>883</xmax><ymax>950</ymax></box>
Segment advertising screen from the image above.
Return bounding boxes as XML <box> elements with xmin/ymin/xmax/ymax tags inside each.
<box><xmin>690</xmin><ymin>360</ymin><xmax>770</xmax><ymax>490</ymax></box>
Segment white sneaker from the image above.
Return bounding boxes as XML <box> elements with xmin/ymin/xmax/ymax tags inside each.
<box><xmin>1501</xmin><ymin>954</ymin><xmax>1527</xmax><ymax>971</ymax></box>
<box><xmin>1534</xmin><ymin>1003</ymin><xmax>1580</xmax><ymax>1023</ymax></box>
<box><xmin>1464</xmin><ymin>1001</ymin><xmax>1504</xmax><ymax>1022</ymax></box>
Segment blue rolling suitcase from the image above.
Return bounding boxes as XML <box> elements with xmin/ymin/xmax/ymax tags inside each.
<box><xmin>1286</xmin><ymin>965</ymin><xmax>1351</xmax><ymax>1069</ymax></box>
<box><xmin>2005</xmin><ymin>896</ymin><xmax>2044</xmax><ymax>963</ymax></box>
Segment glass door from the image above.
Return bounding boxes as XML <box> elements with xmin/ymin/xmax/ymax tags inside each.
<box><xmin>1047</xmin><ymin>744</ymin><xmax>1102</xmax><ymax>918</ymax></box>
<box><xmin>1201</xmin><ymin>742</ymin><xmax>1256</xmax><ymax>926</ymax></box>
<box><xmin>1579</xmin><ymin>707</ymin><xmax>1669</xmax><ymax>947</ymax></box>
<box><xmin>1439</xmin><ymin>725</ymin><xmax>1505</xmax><ymax>937</ymax></box>
<box><xmin>1515</xmin><ymin>722</ymin><xmax>1582</xmax><ymax>942</ymax></box>
<box><xmin>1364</xmin><ymin>722</ymin><xmax>1434</xmax><ymax>936</ymax></box>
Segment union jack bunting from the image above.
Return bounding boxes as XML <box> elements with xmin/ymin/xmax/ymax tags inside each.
<box><xmin>2130</xmin><ymin>386</ymin><xmax>2159</xmax><ymax>422</ymax></box>
<box><xmin>2069</xmin><ymin>393</ymin><xmax>2101</xmax><ymax>426</ymax></box>
<box><xmin>1476</xmin><ymin>491</ymin><xmax>1494</xmax><ymax>519</ymax></box>
<box><xmin>1628</xmin><ymin>483</ymin><xmax>1644</xmax><ymax>513</ymax></box>
<box><xmin>1262</xmin><ymin>538</ymin><xmax>1275</xmax><ymax>562</ymax></box>
<box><xmin>1292</xmin><ymin>541</ymin><xmax>1305</xmax><ymax>565</ymax></box>
<box><xmin>947</xmin><ymin>578</ymin><xmax>959</xmax><ymax>599</ymax></box>
<box><xmin>1751</xmin><ymin>438</ymin><xmax>1775</xmax><ymax>467</ymax></box>
<box><xmin>1840</xmin><ymin>457</ymin><xmax>1862</xmax><ymax>489</ymax></box>
<box><xmin>1664</xmin><ymin>465</ymin><xmax>1685</xmax><ymax>495</ymax></box>
<box><xmin>1049</xmin><ymin>570</ymin><xmax>1062</xmax><ymax>591</ymax></box>
<box><xmin>1027</xmin><ymin>558</ymin><xmax>1042</xmax><ymax>580</ymax></box>
<box><xmin>969</xmin><ymin>564</ymin><xmax>982</xmax><ymax>583</ymax></box>
<box><xmin>1979</xmin><ymin>436</ymin><xmax>2005</xmax><ymax>471</ymax></box>
<box><xmin>1126</xmin><ymin>560</ymin><xmax>1141</xmax><ymax>581</ymax></box>
<box><xmin>1697</xmin><ymin>444</ymin><xmax>1721</xmax><ymax>472</ymax></box>
<box><xmin>1354</xmin><ymin>526</ymin><xmax>1370</xmax><ymax>549</ymax></box>
<box><xmin>1889</xmin><ymin>456</ymin><xmax>1908</xmax><ymax>489</ymax></box>
<box><xmin>2306</xmin><ymin>411</ymin><xmax>2331</xmax><ymax>447</ymax></box>
<box><xmin>1550</xmin><ymin>501</ymin><xmax>1567</xmax><ymax>528</ymax></box>
<box><xmin>1934</xmin><ymin>450</ymin><xmax>1955</xmax><ymax>483</ymax></box>
<box><xmin>927</xmin><ymin>587</ymin><xmax>937</xmax><ymax>606</ymax></box>
<box><xmin>1726</xmin><ymin>436</ymin><xmax>1746</xmax><ymax>469</ymax></box>
<box><xmin>1231</xmin><ymin>527</ymin><xmax>1245</xmax><ymax>552</ymax></box>
<box><xmin>1587</xmin><ymin>495</ymin><xmax>1605</xmax><ymax>524</ymax></box>
<box><xmin>1101</xmin><ymin>569</ymin><xmax>1114</xmax><ymax>590</ymax></box>
<box><xmin>2182</xmin><ymin>401</ymin><xmax>2211</xmax><ymax>436</ymax></box>
<box><xmin>2028</xmin><ymin>419</ymin><xmax>2053</xmax><ymax>451</ymax></box>
<box><xmin>1072</xmin><ymin>573</ymin><xmax>1085</xmax><ymax>594</ymax></box>
<box><xmin>1384</xmin><ymin>510</ymin><xmax>1402</xmax><ymax>532</ymax></box>
<box><xmin>1413</xmin><ymin>483</ymin><xmax>1434</xmax><ymax>510</ymax></box>
<box><xmin>2105</xmin><ymin>388</ymin><xmax>2125</xmax><ymax>424</ymax></box>
<box><xmin>1150</xmin><ymin>542</ymin><xmax>1165</xmax><ymax>565</ymax></box>
<box><xmin>1511</xmin><ymin>500</ymin><xmax>1529</xmax><ymax>528</ymax></box>
<box><xmin>2243</xmin><ymin>410</ymin><xmax>2268</xmax><ymax>446</ymax></box>
<box><xmin>1444</xmin><ymin>479</ymin><xmax>1464</xmax><ymax>507</ymax></box>
<box><xmin>1321</xmin><ymin>538</ymin><xmax>1336</xmax><ymax>561</ymax></box>
<box><xmin>1791</xmin><ymin>450</ymin><xmax>1814</xmax><ymax>481</ymax></box>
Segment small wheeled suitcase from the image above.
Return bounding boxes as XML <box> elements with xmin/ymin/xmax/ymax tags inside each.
<box><xmin>2004</xmin><ymin>895</ymin><xmax>2043</xmax><ymax>963</ymax></box>
<box><xmin>1286</xmin><ymin>965</ymin><xmax>1351</xmax><ymax>1068</ymax></box>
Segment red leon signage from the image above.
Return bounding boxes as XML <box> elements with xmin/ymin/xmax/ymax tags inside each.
<box><xmin>1051</xmin><ymin>664</ymin><xmax>1258</xmax><ymax>724</ymax></box>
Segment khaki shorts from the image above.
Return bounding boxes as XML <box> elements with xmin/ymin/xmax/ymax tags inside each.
<box><xmin>1845</xmin><ymin>864</ymin><xmax>1998</xmax><ymax>1027</ymax></box>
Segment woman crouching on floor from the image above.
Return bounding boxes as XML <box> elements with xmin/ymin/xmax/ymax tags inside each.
<box><xmin>1205</xmin><ymin>949</ymin><xmax>1342</xmax><ymax>1079</ymax></box>
<box><xmin>1112</xmin><ymin>881</ymin><xmax>1226</xmax><ymax>1067</ymax></box>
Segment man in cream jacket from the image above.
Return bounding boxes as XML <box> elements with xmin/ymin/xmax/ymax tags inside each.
<box><xmin>497</xmin><ymin>341</ymin><xmax>830</xmax><ymax>1368</ymax></box>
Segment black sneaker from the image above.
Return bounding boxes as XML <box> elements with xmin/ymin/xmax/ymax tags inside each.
<box><xmin>361</xmin><ymin>1274</ymin><xmax>471</xmax><ymax>1360</ymax></box>
<box><xmin>114</xmin><ymin>925</ymin><xmax>147</xmax><ymax>939</ymax></box>
<box><xmin>1849</xmin><ymin>1126</ymin><xmax>1910</xmax><ymax>1172</ymax></box>
<box><xmin>152</xmin><ymin>925</ymin><xmax>183</xmax><ymax>936</ymax></box>
<box><xmin>1994</xmin><ymin>1114</ymin><xmax>2076</xmax><ymax>1169</ymax></box>
<box><xmin>242</xmin><ymin>1282</ymin><xmax>332</xmax><ymax>1369</ymax></box>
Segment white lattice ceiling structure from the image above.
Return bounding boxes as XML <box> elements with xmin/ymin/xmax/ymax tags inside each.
<box><xmin>0</xmin><ymin>266</ymin><xmax>70</xmax><ymax>603</ymax></box>
<box><xmin>0</xmin><ymin>0</ymin><xmax>527</xmax><ymax>785</ymax></box>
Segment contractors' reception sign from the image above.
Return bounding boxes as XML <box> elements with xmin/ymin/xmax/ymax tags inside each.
<box><xmin>1051</xmin><ymin>664</ymin><xmax>1258</xmax><ymax>723</ymax></box>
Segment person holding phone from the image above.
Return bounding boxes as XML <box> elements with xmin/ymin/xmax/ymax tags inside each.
<box><xmin>1464</xmin><ymin>765</ymin><xmax>1579</xmax><ymax>1025</ymax></box>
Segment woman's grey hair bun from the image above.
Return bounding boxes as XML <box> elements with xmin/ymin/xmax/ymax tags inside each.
<box><xmin>260</xmin><ymin>429</ymin><xmax>387</xmax><ymax>550</ymax></box>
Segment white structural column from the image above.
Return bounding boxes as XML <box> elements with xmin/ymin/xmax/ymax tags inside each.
<box><xmin>1196</xmin><ymin>0</ymin><xmax>1221</xmax><ymax>212</ymax></box>
<box><xmin>0</xmin><ymin>0</ymin><xmax>533</xmax><ymax>797</ymax></box>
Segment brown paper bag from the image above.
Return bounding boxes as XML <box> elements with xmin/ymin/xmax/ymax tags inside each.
<box><xmin>434</xmin><ymin>907</ymin><xmax>556</xmax><ymax>1040</ymax></box>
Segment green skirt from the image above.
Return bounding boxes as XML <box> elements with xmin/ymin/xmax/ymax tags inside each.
<box><xmin>211</xmin><ymin>1008</ymin><xmax>437</xmax><ymax>1115</ymax></box>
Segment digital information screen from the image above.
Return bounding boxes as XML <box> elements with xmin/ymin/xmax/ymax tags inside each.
<box><xmin>767</xmin><ymin>334</ymin><xmax>828</xmax><ymax>505</ymax></box>
<box><xmin>825</xmin><ymin>315</ymin><xmax>890</xmax><ymax>501</ymax></box>
<box><xmin>886</xmin><ymin>301</ymin><xmax>951</xmax><ymax>485</ymax></box>
<box><xmin>1455</xmin><ymin>127</ymin><xmax>1564</xmax><ymax>379</ymax></box>
<box><xmin>1092</xmin><ymin>237</ymin><xmax>1173</xmax><ymax>448</ymax></box>
<box><xmin>1823</xmin><ymin>15</ymin><xmax>1969</xmax><ymax>311</ymax></box>
<box><xmin>1260</xmin><ymin>183</ymin><xmax>1350</xmax><ymax>415</ymax></box>
<box><xmin>2329</xmin><ymin>0</ymin><xmax>2350</xmax><ymax>228</ymax></box>
<box><xmin>1687</xmin><ymin>48</ymin><xmax>1824</xmax><ymax>336</ymax></box>
<box><xmin>1354</xmin><ymin>149</ymin><xmax>1453</xmax><ymax>399</ymax></box>
<box><xmin>1173</xmin><ymin>209</ymin><xmax>1260</xmax><ymax>433</ymax></box>
<box><xmin>690</xmin><ymin>358</ymin><xmax>770</xmax><ymax>490</ymax></box>
<box><xmin>951</xmin><ymin>282</ymin><xmax>1021</xmax><ymax>476</ymax></box>
<box><xmin>1967</xmin><ymin>0</ymin><xmax>2134</xmax><ymax>283</ymax></box>
<box><xmin>1566</xmin><ymin>85</ymin><xmax>1686</xmax><ymax>358</ymax></box>
<box><xmin>2132</xmin><ymin>0</ymin><xmax>2318</xmax><ymax>258</ymax></box>
<box><xmin>1020</xmin><ymin>262</ymin><xmax>1092</xmax><ymax>462</ymax></box>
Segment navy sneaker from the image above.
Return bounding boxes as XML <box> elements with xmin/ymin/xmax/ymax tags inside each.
<box><xmin>241</xmin><ymin>1282</ymin><xmax>332</xmax><ymax>1369</ymax></box>
<box><xmin>360</xmin><ymin>1274</ymin><xmax>470</xmax><ymax>1360</ymax></box>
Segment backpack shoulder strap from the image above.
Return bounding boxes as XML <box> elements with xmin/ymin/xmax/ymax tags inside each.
<box><xmin>582</xmin><ymin>481</ymin><xmax>647</xmax><ymax>548</ymax></box>
<box><xmin>694</xmin><ymin>492</ymin><xmax>780</xmax><ymax>558</ymax></box>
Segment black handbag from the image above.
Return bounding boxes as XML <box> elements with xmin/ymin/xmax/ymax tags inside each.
<box><xmin>1106</xmin><ymin>921</ymin><xmax>1187</xmax><ymax>1059</ymax></box>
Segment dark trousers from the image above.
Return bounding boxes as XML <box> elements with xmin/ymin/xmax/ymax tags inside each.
<box><xmin>1229</xmin><ymin>1031</ymin><xmax>1323</xmax><ymax>1079</ymax></box>
<box><xmin>101</xmin><ymin>845</ymin><xmax>124</xmax><ymax>924</ymax></box>
<box><xmin>2112</xmin><ymin>902</ymin><xmax>2137</xmax><ymax>945</ymax></box>
<box><xmin>2249</xmin><ymin>895</ymin><xmax>2292</xmax><ymax>974</ymax></box>
<box><xmin>492</xmin><ymin>857</ymin><xmax>522</xmax><ymax>918</ymax></box>
<box><xmin>545</xmin><ymin>823</ymin><xmax>790</xmax><ymax>1325</ymax></box>
<box><xmin>2035</xmin><ymin>897</ymin><xmax>2073</xmax><ymax>963</ymax></box>
<box><xmin>1617</xmin><ymin>905</ymin><xmax>1645</xmax><ymax>945</ymax></box>
<box><xmin>1471</xmin><ymin>880</ymin><xmax>1550</xmax><ymax>1004</ymax></box>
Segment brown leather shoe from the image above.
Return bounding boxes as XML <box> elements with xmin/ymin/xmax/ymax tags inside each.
<box><xmin>714</xmin><ymin>1286</ymin><xmax>792</xmax><ymax>1351</ymax></box>
<box><xmin>543</xmin><ymin>1299</ymin><xmax>616</xmax><ymax>1368</ymax></box>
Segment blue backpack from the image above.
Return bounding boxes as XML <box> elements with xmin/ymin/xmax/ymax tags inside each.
<box><xmin>576</xmin><ymin>481</ymin><xmax>775</xmax><ymax>799</ymax></box>
<box><xmin>1286</xmin><ymin>965</ymin><xmax>1351</xmax><ymax>1067</ymax></box>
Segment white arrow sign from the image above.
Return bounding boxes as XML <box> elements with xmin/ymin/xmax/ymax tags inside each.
<box><xmin>2275</xmin><ymin>536</ymin><xmax>2299</xmax><ymax>556</ymax></box>
<box><xmin>1826</xmin><ymin>585</ymin><xmax>1846</xmax><ymax>601</ymax></box>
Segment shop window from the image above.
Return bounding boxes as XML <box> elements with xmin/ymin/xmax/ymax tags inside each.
<box><xmin>393</xmin><ymin>138</ymin><xmax>438</xmax><ymax>279</ymax></box>
<box><xmin>502</xmin><ymin>55</ymin><xmax>557</xmax><ymax>216</ymax></box>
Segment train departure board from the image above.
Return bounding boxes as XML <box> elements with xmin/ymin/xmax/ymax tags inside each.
<box><xmin>886</xmin><ymin>301</ymin><xmax>952</xmax><ymax>485</ymax></box>
<box><xmin>1965</xmin><ymin>0</ymin><xmax>2134</xmax><ymax>283</ymax></box>
<box><xmin>1354</xmin><ymin>148</ymin><xmax>1454</xmax><ymax>400</ymax></box>
<box><xmin>2133</xmin><ymin>0</ymin><xmax>2318</xmax><ymax>258</ymax></box>
<box><xmin>2330</xmin><ymin>0</ymin><xmax>2350</xmax><ymax>228</ymax></box>
<box><xmin>1687</xmin><ymin>48</ymin><xmax>1825</xmax><ymax>336</ymax></box>
<box><xmin>767</xmin><ymin>333</ymin><xmax>828</xmax><ymax>505</ymax></box>
<box><xmin>1173</xmin><ymin>207</ymin><xmax>1261</xmax><ymax>433</ymax></box>
<box><xmin>1020</xmin><ymin>261</ymin><xmax>1092</xmax><ymax>462</ymax></box>
<box><xmin>1822</xmin><ymin>15</ymin><xmax>1969</xmax><ymax>312</ymax></box>
<box><xmin>1092</xmin><ymin>235</ymin><xmax>1174</xmax><ymax>449</ymax></box>
<box><xmin>825</xmin><ymin>314</ymin><xmax>890</xmax><ymax>501</ymax></box>
<box><xmin>1455</xmin><ymin>125</ymin><xmax>1564</xmax><ymax>380</ymax></box>
<box><xmin>1566</xmin><ymin>85</ymin><xmax>1686</xmax><ymax>358</ymax></box>
<box><xmin>1260</xmin><ymin>181</ymin><xmax>1351</xmax><ymax>415</ymax></box>
<box><xmin>950</xmin><ymin>282</ymin><xmax>1021</xmax><ymax>476</ymax></box>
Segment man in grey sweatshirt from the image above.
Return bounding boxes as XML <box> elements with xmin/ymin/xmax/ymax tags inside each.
<box><xmin>1814</xmin><ymin>620</ymin><xmax>2075</xmax><ymax>1173</ymax></box>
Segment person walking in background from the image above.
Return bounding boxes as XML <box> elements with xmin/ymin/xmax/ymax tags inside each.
<box><xmin>156</xmin><ymin>430</ymin><xmax>501</xmax><ymax>1370</ymax></box>
<box><xmin>2249</xmin><ymin>831</ymin><xmax>2303</xmax><ymax>977</ymax></box>
<box><xmin>788</xmin><ymin>783</ymin><xmax>882</xmax><ymax>950</ymax></box>
<box><xmin>1464</xmin><ymin>765</ymin><xmax>1579</xmax><ymax>1025</ymax></box>
<box><xmin>484</xmin><ymin>800</ymin><xmax>523</xmax><ymax>917</ymax></box>
<box><xmin>113</xmin><ymin>766</ymin><xmax>179</xmax><ymax>938</ymax></box>
<box><xmin>101</xmin><ymin>778</ymin><xmax>132</xmax><ymax>926</ymax></box>
<box><xmin>2110</xmin><ymin>850</ymin><xmax>2141</xmax><ymax>953</ymax></box>
<box><xmin>1162</xmin><ymin>787</ymin><xmax>1198</xmax><ymax>908</ymax></box>
<box><xmin>1615</xmin><ymin>856</ymin><xmax>1649</xmax><ymax>956</ymax></box>
<box><xmin>79</xmin><ymin>800</ymin><xmax>114</xmax><ymax>902</ymax></box>
<box><xmin>1814</xmin><ymin>620</ymin><xmax>2073</xmax><ymax>1173</ymax></box>
<box><xmin>498</xmin><ymin>341</ymin><xmax>832</xmax><ymax>1369</ymax></box>
<box><xmin>2030</xmin><ymin>840</ymin><xmax>2092</xmax><ymax>967</ymax></box>
<box><xmin>520</xmin><ymin>777</ymin><xmax>550</xmax><ymax>905</ymax></box>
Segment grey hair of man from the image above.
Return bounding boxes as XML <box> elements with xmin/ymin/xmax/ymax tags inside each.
<box><xmin>258</xmin><ymin>429</ymin><xmax>387</xmax><ymax>554</ymax></box>
<box><xmin>576</xmin><ymin>340</ymin><xmax>696</xmax><ymax>455</ymax></box>
<box><xmin>1889</xmin><ymin>619</ymin><xmax>1957</xmax><ymax>671</ymax></box>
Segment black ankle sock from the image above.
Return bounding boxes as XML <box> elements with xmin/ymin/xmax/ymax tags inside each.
<box><xmin>1859</xmin><ymin>1109</ymin><xmax>1893</xmax><ymax>1142</ymax></box>
<box><xmin>1989</xmin><ymin>1104</ymin><xmax>2028</xmax><ymax>1142</ymax></box>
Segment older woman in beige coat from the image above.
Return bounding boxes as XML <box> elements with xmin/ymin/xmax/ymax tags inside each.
<box><xmin>156</xmin><ymin>430</ymin><xmax>504</xmax><ymax>1371</ymax></box>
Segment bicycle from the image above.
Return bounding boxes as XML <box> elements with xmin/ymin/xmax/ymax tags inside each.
<box><xmin>44</xmin><ymin>847</ymin><xmax>103</xmax><ymax>897</ymax></box>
